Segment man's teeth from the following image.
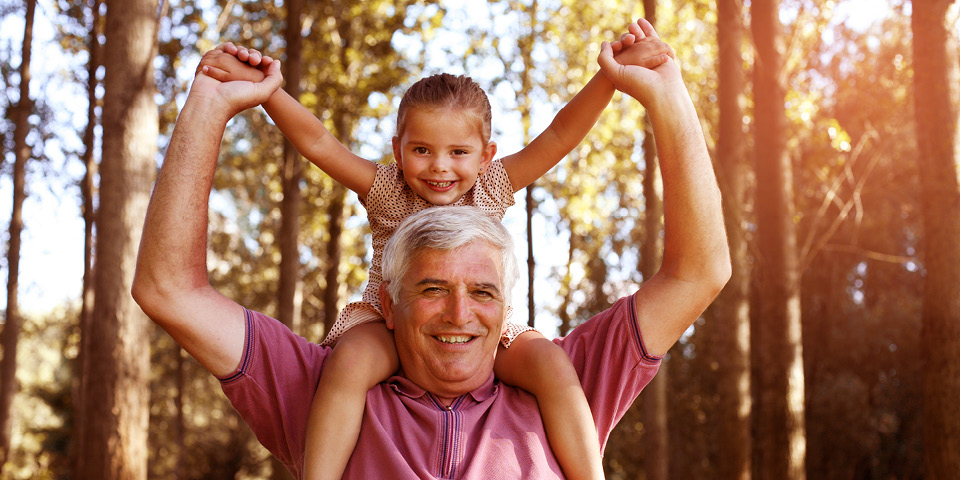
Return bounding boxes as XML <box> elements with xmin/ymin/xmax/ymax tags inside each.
<box><xmin>436</xmin><ymin>335</ymin><xmax>472</xmax><ymax>344</ymax></box>
<box><xmin>427</xmin><ymin>180</ymin><xmax>453</xmax><ymax>188</ymax></box>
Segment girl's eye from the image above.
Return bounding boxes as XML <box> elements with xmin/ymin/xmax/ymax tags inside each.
<box><xmin>414</xmin><ymin>147</ymin><xmax>429</xmax><ymax>154</ymax></box>
<box><xmin>453</xmin><ymin>149</ymin><xmax>468</xmax><ymax>155</ymax></box>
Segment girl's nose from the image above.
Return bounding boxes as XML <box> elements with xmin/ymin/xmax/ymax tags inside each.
<box><xmin>430</xmin><ymin>155</ymin><xmax>450</xmax><ymax>173</ymax></box>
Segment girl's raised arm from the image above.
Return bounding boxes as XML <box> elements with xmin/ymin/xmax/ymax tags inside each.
<box><xmin>499</xmin><ymin>72</ymin><xmax>615</xmax><ymax>192</ymax></box>
<box><xmin>499</xmin><ymin>21</ymin><xmax>673</xmax><ymax>192</ymax></box>
<box><xmin>261</xmin><ymin>89</ymin><xmax>377</xmax><ymax>197</ymax></box>
<box><xmin>199</xmin><ymin>44</ymin><xmax>377</xmax><ymax>196</ymax></box>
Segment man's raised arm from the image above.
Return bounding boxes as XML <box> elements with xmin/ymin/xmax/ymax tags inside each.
<box><xmin>599</xmin><ymin>23</ymin><xmax>731</xmax><ymax>357</ymax></box>
<box><xmin>132</xmin><ymin>59</ymin><xmax>283</xmax><ymax>376</ymax></box>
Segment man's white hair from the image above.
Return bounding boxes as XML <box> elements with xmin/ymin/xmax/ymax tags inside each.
<box><xmin>381</xmin><ymin>206</ymin><xmax>518</xmax><ymax>304</ymax></box>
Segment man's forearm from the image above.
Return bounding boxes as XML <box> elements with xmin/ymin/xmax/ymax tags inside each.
<box><xmin>649</xmin><ymin>86</ymin><xmax>730</xmax><ymax>286</ymax></box>
<box><xmin>134</xmin><ymin>99</ymin><xmax>226</xmax><ymax>317</ymax></box>
<box><xmin>135</xmin><ymin>63</ymin><xmax>282</xmax><ymax>376</ymax></box>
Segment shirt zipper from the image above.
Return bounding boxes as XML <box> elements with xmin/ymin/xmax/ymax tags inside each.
<box><xmin>431</xmin><ymin>395</ymin><xmax>465</xmax><ymax>479</ymax></box>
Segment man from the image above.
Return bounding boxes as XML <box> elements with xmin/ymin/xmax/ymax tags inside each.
<box><xmin>133</xmin><ymin>21</ymin><xmax>730</xmax><ymax>479</ymax></box>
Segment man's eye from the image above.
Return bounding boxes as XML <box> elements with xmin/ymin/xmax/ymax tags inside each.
<box><xmin>473</xmin><ymin>290</ymin><xmax>493</xmax><ymax>299</ymax></box>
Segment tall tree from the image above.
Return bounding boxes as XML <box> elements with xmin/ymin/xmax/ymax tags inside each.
<box><xmin>72</xmin><ymin>0</ymin><xmax>101</xmax><ymax>475</ymax></box>
<box><xmin>911</xmin><ymin>0</ymin><xmax>960</xmax><ymax>477</ymax></box>
<box><xmin>277</xmin><ymin>0</ymin><xmax>304</xmax><ymax>334</ymax></box>
<box><xmin>76</xmin><ymin>0</ymin><xmax>158</xmax><ymax>477</ymax></box>
<box><xmin>750</xmin><ymin>0</ymin><xmax>806</xmax><ymax>478</ymax></box>
<box><xmin>519</xmin><ymin>0</ymin><xmax>539</xmax><ymax>328</ymax></box>
<box><xmin>0</xmin><ymin>0</ymin><xmax>36</xmax><ymax>470</ymax></box>
<box><xmin>713</xmin><ymin>0</ymin><xmax>751</xmax><ymax>477</ymax></box>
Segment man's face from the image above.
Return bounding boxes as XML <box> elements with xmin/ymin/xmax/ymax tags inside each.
<box><xmin>381</xmin><ymin>242</ymin><xmax>506</xmax><ymax>402</ymax></box>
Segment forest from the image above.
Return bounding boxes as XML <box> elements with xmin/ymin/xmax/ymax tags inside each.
<box><xmin>0</xmin><ymin>0</ymin><xmax>958</xmax><ymax>478</ymax></box>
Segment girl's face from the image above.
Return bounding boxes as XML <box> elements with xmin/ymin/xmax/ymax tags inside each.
<box><xmin>393</xmin><ymin>107</ymin><xmax>497</xmax><ymax>205</ymax></box>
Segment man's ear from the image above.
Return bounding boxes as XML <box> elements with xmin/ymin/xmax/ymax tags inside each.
<box><xmin>392</xmin><ymin>136</ymin><xmax>403</xmax><ymax>170</ymax></box>
<box><xmin>380</xmin><ymin>283</ymin><xmax>396</xmax><ymax>330</ymax></box>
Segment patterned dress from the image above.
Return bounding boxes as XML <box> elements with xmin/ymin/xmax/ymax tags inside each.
<box><xmin>320</xmin><ymin>159</ymin><xmax>534</xmax><ymax>347</ymax></box>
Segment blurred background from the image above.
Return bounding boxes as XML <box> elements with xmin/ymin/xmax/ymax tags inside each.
<box><xmin>0</xmin><ymin>0</ymin><xmax>958</xmax><ymax>478</ymax></box>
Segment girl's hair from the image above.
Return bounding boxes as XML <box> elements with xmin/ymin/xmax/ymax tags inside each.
<box><xmin>382</xmin><ymin>206</ymin><xmax>518</xmax><ymax>305</ymax></box>
<box><xmin>396</xmin><ymin>73</ymin><xmax>493</xmax><ymax>144</ymax></box>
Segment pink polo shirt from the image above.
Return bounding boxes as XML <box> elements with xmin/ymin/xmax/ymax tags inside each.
<box><xmin>219</xmin><ymin>294</ymin><xmax>661</xmax><ymax>479</ymax></box>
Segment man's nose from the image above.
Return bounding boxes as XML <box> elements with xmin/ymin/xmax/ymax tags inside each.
<box><xmin>443</xmin><ymin>291</ymin><xmax>472</xmax><ymax>325</ymax></box>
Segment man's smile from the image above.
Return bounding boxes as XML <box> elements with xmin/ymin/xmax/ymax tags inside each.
<box><xmin>435</xmin><ymin>334</ymin><xmax>474</xmax><ymax>344</ymax></box>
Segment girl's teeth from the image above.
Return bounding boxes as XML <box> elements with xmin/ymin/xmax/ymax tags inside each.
<box><xmin>427</xmin><ymin>181</ymin><xmax>453</xmax><ymax>187</ymax></box>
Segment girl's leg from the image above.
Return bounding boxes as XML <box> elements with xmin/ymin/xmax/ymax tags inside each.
<box><xmin>303</xmin><ymin>322</ymin><xmax>398</xmax><ymax>480</ymax></box>
<box><xmin>494</xmin><ymin>331</ymin><xmax>605</xmax><ymax>480</ymax></box>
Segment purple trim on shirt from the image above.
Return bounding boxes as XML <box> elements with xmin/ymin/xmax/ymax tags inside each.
<box><xmin>217</xmin><ymin>308</ymin><xmax>255</xmax><ymax>384</ymax></box>
<box><xmin>626</xmin><ymin>296</ymin><xmax>664</xmax><ymax>364</ymax></box>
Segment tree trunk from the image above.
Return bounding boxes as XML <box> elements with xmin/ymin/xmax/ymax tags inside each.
<box><xmin>0</xmin><ymin>0</ymin><xmax>36</xmax><ymax>470</ymax></box>
<box><xmin>911</xmin><ymin>1</ymin><xmax>960</xmax><ymax>477</ymax></box>
<box><xmin>278</xmin><ymin>0</ymin><xmax>304</xmax><ymax>334</ymax></box>
<box><xmin>713</xmin><ymin>0</ymin><xmax>751</xmax><ymax>478</ymax></box>
<box><xmin>174</xmin><ymin>346</ymin><xmax>186</xmax><ymax>480</ymax></box>
<box><xmin>76</xmin><ymin>0</ymin><xmax>157</xmax><ymax>477</ymax></box>
<box><xmin>73</xmin><ymin>0</ymin><xmax>101</xmax><ymax>475</ymax></box>
<box><xmin>322</xmin><ymin>184</ymin><xmax>345</xmax><ymax>336</ymax></box>
<box><xmin>520</xmin><ymin>0</ymin><xmax>538</xmax><ymax>328</ymax></box>
<box><xmin>750</xmin><ymin>0</ymin><xmax>806</xmax><ymax>478</ymax></box>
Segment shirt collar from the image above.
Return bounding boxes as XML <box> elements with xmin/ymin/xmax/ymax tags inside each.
<box><xmin>388</xmin><ymin>372</ymin><xmax>498</xmax><ymax>404</ymax></box>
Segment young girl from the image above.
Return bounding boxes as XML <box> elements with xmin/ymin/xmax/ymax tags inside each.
<box><xmin>199</xmin><ymin>21</ymin><xmax>671</xmax><ymax>480</ymax></box>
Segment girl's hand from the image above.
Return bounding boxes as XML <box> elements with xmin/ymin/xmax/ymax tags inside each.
<box><xmin>609</xmin><ymin>18</ymin><xmax>676</xmax><ymax>70</ymax></box>
<box><xmin>598</xmin><ymin>19</ymin><xmax>685</xmax><ymax>107</ymax></box>
<box><xmin>189</xmin><ymin>56</ymin><xmax>282</xmax><ymax>120</ymax></box>
<box><xmin>196</xmin><ymin>43</ymin><xmax>271</xmax><ymax>83</ymax></box>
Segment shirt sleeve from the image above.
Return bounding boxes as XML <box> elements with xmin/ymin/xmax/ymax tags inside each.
<box><xmin>218</xmin><ymin>308</ymin><xmax>328</xmax><ymax>478</ymax></box>
<box><xmin>474</xmin><ymin>160</ymin><xmax>516</xmax><ymax>215</ymax></box>
<box><xmin>553</xmin><ymin>293</ymin><xmax>662</xmax><ymax>452</ymax></box>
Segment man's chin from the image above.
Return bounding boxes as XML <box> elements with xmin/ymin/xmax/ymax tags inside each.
<box><xmin>422</xmin><ymin>362</ymin><xmax>492</xmax><ymax>395</ymax></box>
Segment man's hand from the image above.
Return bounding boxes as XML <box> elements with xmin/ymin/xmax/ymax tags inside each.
<box><xmin>189</xmin><ymin>45</ymin><xmax>282</xmax><ymax>120</ymax></box>
<box><xmin>598</xmin><ymin>19</ymin><xmax>685</xmax><ymax>108</ymax></box>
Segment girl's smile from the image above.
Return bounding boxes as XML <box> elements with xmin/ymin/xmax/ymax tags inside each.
<box><xmin>393</xmin><ymin>107</ymin><xmax>497</xmax><ymax>205</ymax></box>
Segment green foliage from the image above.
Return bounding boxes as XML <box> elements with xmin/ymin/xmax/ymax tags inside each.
<box><xmin>4</xmin><ymin>305</ymin><xmax>77</xmax><ymax>480</ymax></box>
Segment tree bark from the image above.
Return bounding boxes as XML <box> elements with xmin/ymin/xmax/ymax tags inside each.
<box><xmin>520</xmin><ymin>0</ymin><xmax>538</xmax><ymax>328</ymax></box>
<box><xmin>174</xmin><ymin>346</ymin><xmax>186</xmax><ymax>480</ymax></box>
<box><xmin>278</xmin><ymin>0</ymin><xmax>304</xmax><ymax>334</ymax></box>
<box><xmin>76</xmin><ymin>0</ymin><xmax>157</xmax><ymax>477</ymax></box>
<box><xmin>322</xmin><ymin>184</ymin><xmax>345</xmax><ymax>336</ymax></box>
<box><xmin>911</xmin><ymin>1</ymin><xmax>960</xmax><ymax>477</ymax></box>
<box><xmin>0</xmin><ymin>0</ymin><xmax>36</xmax><ymax>471</ymax></box>
<box><xmin>750</xmin><ymin>0</ymin><xmax>806</xmax><ymax>478</ymax></box>
<box><xmin>713</xmin><ymin>0</ymin><xmax>751</xmax><ymax>478</ymax></box>
<box><xmin>73</xmin><ymin>0</ymin><xmax>101</xmax><ymax>475</ymax></box>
